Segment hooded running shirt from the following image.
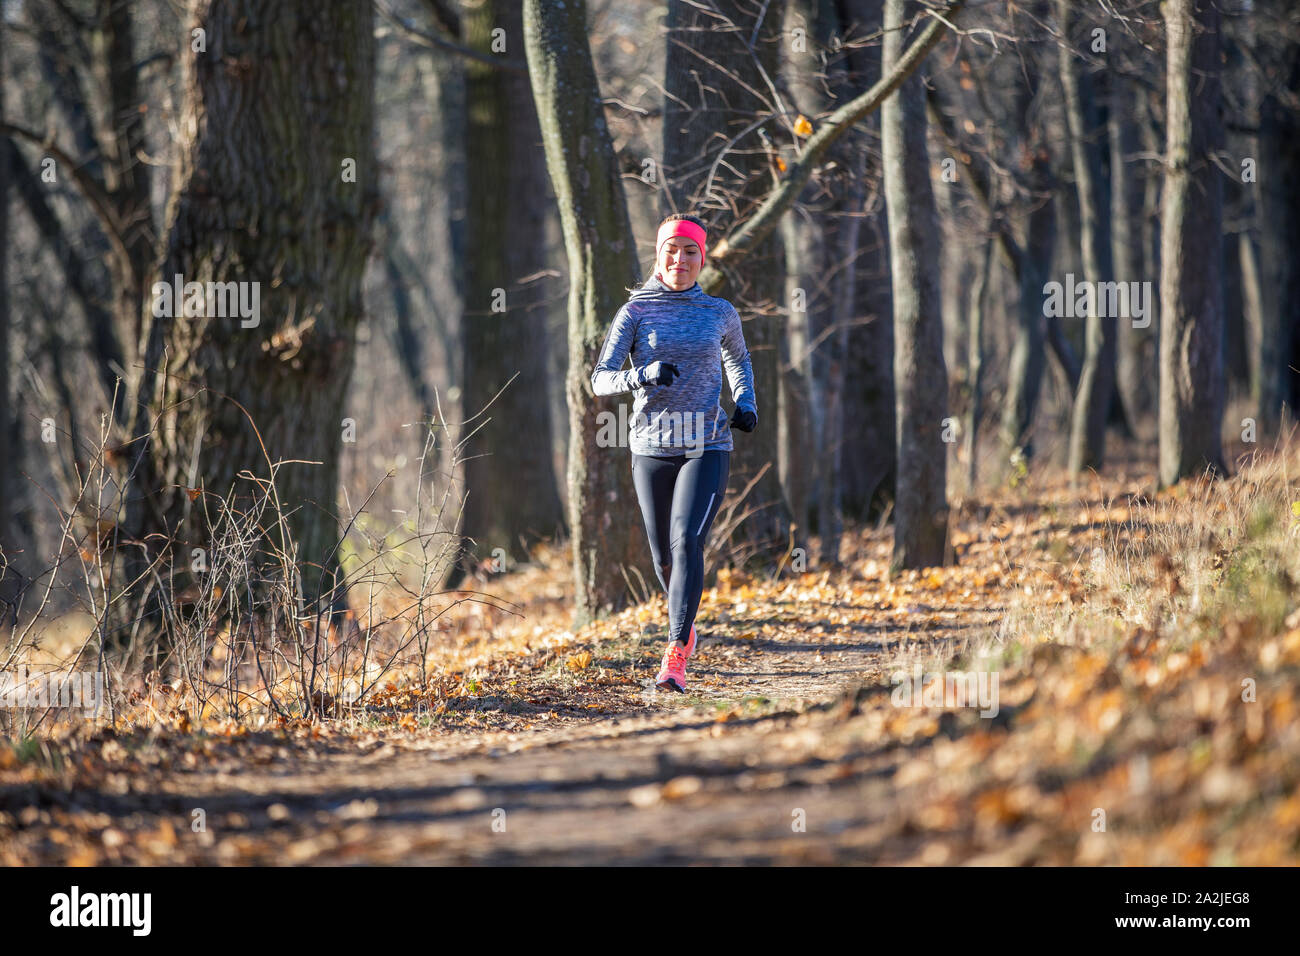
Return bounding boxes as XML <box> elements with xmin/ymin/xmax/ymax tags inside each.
<box><xmin>590</xmin><ymin>274</ymin><xmax>757</xmax><ymax>456</ymax></box>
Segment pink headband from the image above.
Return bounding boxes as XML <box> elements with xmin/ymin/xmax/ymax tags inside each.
<box><xmin>656</xmin><ymin>219</ymin><xmax>707</xmax><ymax>266</ymax></box>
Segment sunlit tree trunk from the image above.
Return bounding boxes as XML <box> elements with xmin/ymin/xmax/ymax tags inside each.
<box><xmin>523</xmin><ymin>0</ymin><xmax>651</xmax><ymax>624</ymax></box>
<box><xmin>882</xmin><ymin>0</ymin><xmax>948</xmax><ymax>569</ymax></box>
<box><xmin>1159</xmin><ymin>0</ymin><xmax>1226</xmax><ymax>485</ymax></box>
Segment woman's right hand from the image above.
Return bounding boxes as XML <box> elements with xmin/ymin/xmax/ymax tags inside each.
<box><xmin>639</xmin><ymin>361</ymin><xmax>681</xmax><ymax>387</ymax></box>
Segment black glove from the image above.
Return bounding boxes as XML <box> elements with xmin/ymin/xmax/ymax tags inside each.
<box><xmin>640</xmin><ymin>361</ymin><xmax>680</xmax><ymax>387</ymax></box>
<box><xmin>731</xmin><ymin>407</ymin><xmax>757</xmax><ymax>432</ymax></box>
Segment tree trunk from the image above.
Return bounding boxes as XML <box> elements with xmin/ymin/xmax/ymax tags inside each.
<box><xmin>1001</xmin><ymin>149</ymin><xmax>1054</xmax><ymax>459</ymax></box>
<box><xmin>822</xmin><ymin>146</ymin><xmax>866</xmax><ymax>564</ymax></box>
<box><xmin>523</xmin><ymin>0</ymin><xmax>652</xmax><ymax>624</ymax></box>
<box><xmin>662</xmin><ymin>0</ymin><xmax>791</xmax><ymax>564</ymax></box>
<box><xmin>0</xmin><ymin>20</ymin><xmax>12</xmax><ymax>602</ymax></box>
<box><xmin>777</xmin><ymin>211</ymin><xmax>816</xmax><ymax>547</ymax></box>
<box><xmin>841</xmin><ymin>0</ymin><xmax>895</xmax><ymax>525</ymax></box>
<box><xmin>95</xmin><ymin>0</ymin><xmax>153</xmax><ymax>424</ymax></box>
<box><xmin>843</xmin><ymin>203</ymin><xmax>896</xmax><ymax>522</ymax></box>
<box><xmin>1110</xmin><ymin>76</ymin><xmax>1156</xmax><ymax>440</ymax></box>
<box><xmin>1058</xmin><ymin>0</ymin><xmax>1116</xmax><ymax>476</ymax></box>
<box><xmin>882</xmin><ymin>0</ymin><xmax>949</xmax><ymax>569</ymax></box>
<box><xmin>964</xmin><ymin>234</ymin><xmax>992</xmax><ymax>491</ymax></box>
<box><xmin>460</xmin><ymin>0</ymin><xmax>565</xmax><ymax>573</ymax></box>
<box><xmin>1256</xmin><ymin>2</ymin><xmax>1300</xmax><ymax>432</ymax></box>
<box><xmin>1139</xmin><ymin>84</ymin><xmax>1164</xmax><ymax>411</ymax></box>
<box><xmin>781</xmin><ymin>0</ymin><xmax>867</xmax><ymax>566</ymax></box>
<box><xmin>1159</xmin><ymin>0</ymin><xmax>1226</xmax><ymax>485</ymax></box>
<box><xmin>1239</xmin><ymin>230</ymin><xmax>1264</xmax><ymax>413</ymax></box>
<box><xmin>134</xmin><ymin>0</ymin><xmax>378</xmax><ymax>612</ymax></box>
<box><xmin>778</xmin><ymin>0</ymin><xmax>827</xmax><ymax>553</ymax></box>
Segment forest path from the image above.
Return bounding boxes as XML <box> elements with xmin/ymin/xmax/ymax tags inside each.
<box><xmin>3</xmin><ymin>518</ymin><xmax>1017</xmax><ymax>864</ymax></box>
<box><xmin>129</xmin><ymin>570</ymin><xmax>1003</xmax><ymax>864</ymax></box>
<box><xmin>22</xmin><ymin>469</ymin><xmax>1280</xmax><ymax>866</ymax></box>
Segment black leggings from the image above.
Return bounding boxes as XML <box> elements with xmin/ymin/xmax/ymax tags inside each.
<box><xmin>631</xmin><ymin>449</ymin><xmax>730</xmax><ymax>646</ymax></box>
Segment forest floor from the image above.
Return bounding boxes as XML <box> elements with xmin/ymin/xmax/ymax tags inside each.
<box><xmin>3</xmin><ymin>454</ymin><xmax>1300</xmax><ymax>865</ymax></box>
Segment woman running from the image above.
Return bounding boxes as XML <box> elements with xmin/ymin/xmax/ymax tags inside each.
<box><xmin>590</xmin><ymin>213</ymin><xmax>758</xmax><ymax>693</ymax></box>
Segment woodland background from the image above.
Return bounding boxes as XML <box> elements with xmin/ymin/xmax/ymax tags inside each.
<box><xmin>0</xmin><ymin>0</ymin><xmax>1296</xmax><ymax>724</ymax></box>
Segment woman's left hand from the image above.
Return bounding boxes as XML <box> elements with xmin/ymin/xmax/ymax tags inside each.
<box><xmin>731</xmin><ymin>407</ymin><xmax>757</xmax><ymax>432</ymax></box>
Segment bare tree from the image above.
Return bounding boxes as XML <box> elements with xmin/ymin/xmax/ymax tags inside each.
<box><xmin>1159</xmin><ymin>0</ymin><xmax>1226</xmax><ymax>485</ymax></box>
<box><xmin>882</xmin><ymin>0</ymin><xmax>948</xmax><ymax>569</ymax></box>
<box><xmin>1058</xmin><ymin>0</ymin><xmax>1117</xmax><ymax>477</ymax></box>
<box><xmin>523</xmin><ymin>0</ymin><xmax>652</xmax><ymax>624</ymax></box>
<box><xmin>131</xmin><ymin>0</ymin><xmax>379</xmax><ymax>611</ymax></box>
<box><xmin>841</xmin><ymin>0</ymin><xmax>896</xmax><ymax>526</ymax></box>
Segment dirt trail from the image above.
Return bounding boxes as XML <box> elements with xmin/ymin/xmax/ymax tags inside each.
<box><xmin>17</xmin><ymin>468</ymin><xmax>1288</xmax><ymax>866</ymax></box>
<box><xmin>2</xmin><ymin>529</ymin><xmax>1010</xmax><ymax>864</ymax></box>
<box><xmin>134</xmin><ymin>599</ymin><xmax>1000</xmax><ymax>864</ymax></box>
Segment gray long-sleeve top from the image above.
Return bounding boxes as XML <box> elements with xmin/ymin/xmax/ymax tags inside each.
<box><xmin>590</xmin><ymin>275</ymin><xmax>757</xmax><ymax>456</ymax></box>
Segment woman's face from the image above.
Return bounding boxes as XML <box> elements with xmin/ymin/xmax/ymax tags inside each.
<box><xmin>657</xmin><ymin>236</ymin><xmax>703</xmax><ymax>290</ymax></box>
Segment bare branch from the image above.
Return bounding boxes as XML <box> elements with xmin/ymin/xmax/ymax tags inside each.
<box><xmin>698</xmin><ymin>0</ymin><xmax>966</xmax><ymax>292</ymax></box>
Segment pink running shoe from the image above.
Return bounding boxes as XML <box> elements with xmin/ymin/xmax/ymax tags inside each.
<box><xmin>656</xmin><ymin>642</ymin><xmax>689</xmax><ymax>693</ymax></box>
<box><xmin>685</xmin><ymin>622</ymin><xmax>698</xmax><ymax>658</ymax></box>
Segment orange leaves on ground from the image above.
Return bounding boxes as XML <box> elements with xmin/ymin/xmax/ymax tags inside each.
<box><xmin>1083</xmin><ymin>688</ymin><xmax>1125</xmax><ymax>734</ymax></box>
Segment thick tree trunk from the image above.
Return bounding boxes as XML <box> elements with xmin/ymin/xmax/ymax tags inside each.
<box><xmin>843</xmin><ymin>205</ymin><xmax>896</xmax><ymax>522</ymax></box>
<box><xmin>882</xmin><ymin>0</ymin><xmax>948</xmax><ymax>569</ymax></box>
<box><xmin>460</xmin><ymin>0</ymin><xmax>564</xmax><ymax>572</ymax></box>
<box><xmin>134</xmin><ymin>0</ymin><xmax>378</xmax><ymax>611</ymax></box>
<box><xmin>523</xmin><ymin>0</ymin><xmax>652</xmax><ymax>624</ymax></box>
<box><xmin>841</xmin><ymin>0</ymin><xmax>895</xmax><ymax>525</ymax></box>
<box><xmin>1159</xmin><ymin>0</ymin><xmax>1226</xmax><ymax>485</ymax></box>
<box><xmin>1058</xmin><ymin>0</ymin><xmax>1116</xmax><ymax>476</ymax></box>
<box><xmin>779</xmin><ymin>0</ymin><xmax>828</xmax><ymax>552</ymax></box>
<box><xmin>662</xmin><ymin>0</ymin><xmax>791</xmax><ymax>563</ymax></box>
